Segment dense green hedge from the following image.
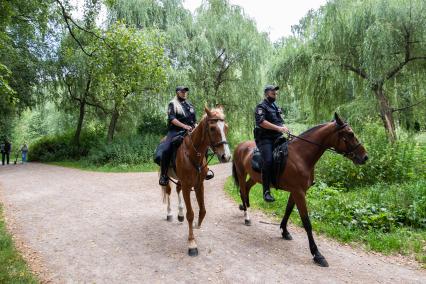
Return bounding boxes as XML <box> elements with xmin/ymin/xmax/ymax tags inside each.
<box><xmin>29</xmin><ymin>131</ymin><xmax>162</xmax><ymax>166</ymax></box>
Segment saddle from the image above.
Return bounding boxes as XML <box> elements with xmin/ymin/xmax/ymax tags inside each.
<box><xmin>251</xmin><ymin>136</ymin><xmax>289</xmax><ymax>186</ymax></box>
<box><xmin>153</xmin><ymin>134</ymin><xmax>185</xmax><ymax>170</ymax></box>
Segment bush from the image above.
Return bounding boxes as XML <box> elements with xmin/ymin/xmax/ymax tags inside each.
<box><xmin>28</xmin><ymin>131</ymin><xmax>100</xmax><ymax>162</ymax></box>
<box><xmin>315</xmin><ymin>123</ymin><xmax>424</xmax><ymax>188</ymax></box>
<box><xmin>86</xmin><ymin>134</ymin><xmax>161</xmax><ymax>166</ymax></box>
<box><xmin>309</xmin><ymin>180</ymin><xmax>426</xmax><ymax>231</ymax></box>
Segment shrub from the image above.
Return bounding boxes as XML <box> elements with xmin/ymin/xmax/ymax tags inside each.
<box><xmin>309</xmin><ymin>180</ymin><xmax>426</xmax><ymax>231</ymax></box>
<box><xmin>86</xmin><ymin>134</ymin><xmax>161</xmax><ymax>166</ymax></box>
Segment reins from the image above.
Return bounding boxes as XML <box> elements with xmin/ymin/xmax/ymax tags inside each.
<box><xmin>287</xmin><ymin>123</ymin><xmax>362</xmax><ymax>158</ymax></box>
<box><xmin>177</xmin><ymin>117</ymin><xmax>227</xmax><ymax>189</ymax></box>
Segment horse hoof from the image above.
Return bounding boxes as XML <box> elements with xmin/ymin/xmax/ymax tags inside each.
<box><xmin>313</xmin><ymin>255</ymin><xmax>329</xmax><ymax>267</ymax></box>
<box><xmin>239</xmin><ymin>204</ymin><xmax>245</xmax><ymax>211</ymax></box>
<box><xmin>178</xmin><ymin>215</ymin><xmax>184</xmax><ymax>222</ymax></box>
<box><xmin>244</xmin><ymin>219</ymin><xmax>252</xmax><ymax>226</ymax></box>
<box><xmin>281</xmin><ymin>231</ymin><xmax>292</xmax><ymax>240</ymax></box>
<box><xmin>188</xmin><ymin>248</ymin><xmax>198</xmax><ymax>257</ymax></box>
<box><xmin>166</xmin><ymin>215</ymin><xmax>173</xmax><ymax>222</ymax></box>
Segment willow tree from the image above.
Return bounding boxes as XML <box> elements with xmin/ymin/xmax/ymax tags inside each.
<box><xmin>273</xmin><ymin>0</ymin><xmax>426</xmax><ymax>141</ymax></box>
<box><xmin>93</xmin><ymin>23</ymin><xmax>168</xmax><ymax>142</ymax></box>
<box><xmin>106</xmin><ymin>0</ymin><xmax>194</xmax><ymax>115</ymax></box>
<box><xmin>189</xmin><ymin>0</ymin><xmax>270</xmax><ymax>125</ymax></box>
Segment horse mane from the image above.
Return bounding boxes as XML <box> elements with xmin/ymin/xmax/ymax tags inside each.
<box><xmin>298</xmin><ymin>122</ymin><xmax>330</xmax><ymax>138</ymax></box>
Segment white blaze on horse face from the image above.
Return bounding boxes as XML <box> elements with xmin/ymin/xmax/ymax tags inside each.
<box><xmin>217</xmin><ymin>121</ymin><xmax>231</xmax><ymax>161</ymax></box>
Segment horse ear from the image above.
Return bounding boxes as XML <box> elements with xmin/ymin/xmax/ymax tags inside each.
<box><xmin>334</xmin><ymin>112</ymin><xmax>343</xmax><ymax>125</ymax></box>
<box><xmin>216</xmin><ymin>104</ymin><xmax>224</xmax><ymax>111</ymax></box>
<box><xmin>205</xmin><ymin>106</ymin><xmax>212</xmax><ymax>117</ymax></box>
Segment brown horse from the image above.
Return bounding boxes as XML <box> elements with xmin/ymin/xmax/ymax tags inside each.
<box><xmin>232</xmin><ymin>113</ymin><xmax>368</xmax><ymax>267</ymax></box>
<box><xmin>161</xmin><ymin>107</ymin><xmax>231</xmax><ymax>256</ymax></box>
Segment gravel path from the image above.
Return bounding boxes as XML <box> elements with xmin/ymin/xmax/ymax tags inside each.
<box><xmin>0</xmin><ymin>163</ymin><xmax>425</xmax><ymax>283</ymax></box>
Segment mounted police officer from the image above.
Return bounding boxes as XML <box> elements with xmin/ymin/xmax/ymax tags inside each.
<box><xmin>254</xmin><ymin>85</ymin><xmax>289</xmax><ymax>202</ymax></box>
<box><xmin>158</xmin><ymin>86</ymin><xmax>213</xmax><ymax>186</ymax></box>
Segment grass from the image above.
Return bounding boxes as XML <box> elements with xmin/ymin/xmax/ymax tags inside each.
<box><xmin>48</xmin><ymin>160</ymin><xmax>159</xmax><ymax>173</ymax></box>
<box><xmin>224</xmin><ymin>177</ymin><xmax>426</xmax><ymax>266</ymax></box>
<box><xmin>0</xmin><ymin>205</ymin><xmax>38</xmax><ymax>283</ymax></box>
<box><xmin>47</xmin><ymin>155</ymin><xmax>220</xmax><ymax>173</ymax></box>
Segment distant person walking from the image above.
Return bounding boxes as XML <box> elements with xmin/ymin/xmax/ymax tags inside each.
<box><xmin>1</xmin><ymin>139</ymin><xmax>12</xmax><ymax>165</ymax></box>
<box><xmin>21</xmin><ymin>144</ymin><xmax>29</xmax><ymax>164</ymax></box>
<box><xmin>0</xmin><ymin>141</ymin><xmax>5</xmax><ymax>165</ymax></box>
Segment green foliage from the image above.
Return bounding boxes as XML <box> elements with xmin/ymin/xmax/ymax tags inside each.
<box><xmin>86</xmin><ymin>134</ymin><xmax>161</xmax><ymax>166</ymax></box>
<box><xmin>316</xmin><ymin>123</ymin><xmax>425</xmax><ymax>187</ymax></box>
<box><xmin>137</xmin><ymin>112</ymin><xmax>167</xmax><ymax>136</ymax></box>
<box><xmin>0</xmin><ymin>206</ymin><xmax>38</xmax><ymax>283</ymax></box>
<box><xmin>309</xmin><ymin>181</ymin><xmax>426</xmax><ymax>231</ymax></box>
<box><xmin>28</xmin><ymin>131</ymin><xmax>98</xmax><ymax>162</ymax></box>
<box><xmin>272</xmin><ymin>0</ymin><xmax>426</xmax><ymax>138</ymax></box>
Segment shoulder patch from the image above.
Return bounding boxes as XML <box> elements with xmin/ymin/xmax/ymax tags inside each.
<box><xmin>257</xmin><ymin>108</ymin><xmax>264</xmax><ymax>115</ymax></box>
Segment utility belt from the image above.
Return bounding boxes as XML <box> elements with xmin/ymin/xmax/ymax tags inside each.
<box><xmin>254</xmin><ymin>127</ymin><xmax>281</xmax><ymax>142</ymax></box>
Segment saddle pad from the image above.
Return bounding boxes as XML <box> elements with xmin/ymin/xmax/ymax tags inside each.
<box><xmin>251</xmin><ymin>139</ymin><xmax>289</xmax><ymax>185</ymax></box>
<box><xmin>251</xmin><ymin>148</ymin><xmax>262</xmax><ymax>173</ymax></box>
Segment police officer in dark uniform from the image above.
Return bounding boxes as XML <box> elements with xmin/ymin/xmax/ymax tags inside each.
<box><xmin>159</xmin><ymin>86</ymin><xmax>213</xmax><ymax>186</ymax></box>
<box><xmin>254</xmin><ymin>85</ymin><xmax>289</xmax><ymax>202</ymax></box>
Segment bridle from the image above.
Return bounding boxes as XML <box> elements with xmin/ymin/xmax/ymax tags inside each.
<box><xmin>186</xmin><ymin>117</ymin><xmax>228</xmax><ymax>172</ymax></box>
<box><xmin>287</xmin><ymin>122</ymin><xmax>362</xmax><ymax>159</ymax></box>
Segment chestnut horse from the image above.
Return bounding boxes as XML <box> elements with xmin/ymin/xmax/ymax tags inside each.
<box><xmin>232</xmin><ymin>113</ymin><xmax>368</xmax><ymax>267</ymax></box>
<box><xmin>161</xmin><ymin>107</ymin><xmax>231</xmax><ymax>256</ymax></box>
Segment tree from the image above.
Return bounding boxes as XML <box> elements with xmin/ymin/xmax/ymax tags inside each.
<box><xmin>0</xmin><ymin>0</ymin><xmax>50</xmax><ymax>134</ymax></box>
<box><xmin>93</xmin><ymin>23</ymin><xmax>168</xmax><ymax>142</ymax></box>
<box><xmin>56</xmin><ymin>0</ymin><xmax>105</xmax><ymax>146</ymax></box>
<box><xmin>272</xmin><ymin>0</ymin><xmax>426</xmax><ymax>141</ymax></box>
<box><xmin>188</xmin><ymin>0</ymin><xmax>270</xmax><ymax>125</ymax></box>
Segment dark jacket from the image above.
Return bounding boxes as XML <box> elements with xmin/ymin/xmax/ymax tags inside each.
<box><xmin>254</xmin><ymin>99</ymin><xmax>284</xmax><ymax>141</ymax></box>
<box><xmin>167</xmin><ymin>99</ymin><xmax>196</xmax><ymax>132</ymax></box>
<box><xmin>4</xmin><ymin>142</ymin><xmax>11</xmax><ymax>153</ymax></box>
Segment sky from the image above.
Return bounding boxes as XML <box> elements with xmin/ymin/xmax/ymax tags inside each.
<box><xmin>183</xmin><ymin>0</ymin><xmax>328</xmax><ymax>41</ymax></box>
<box><xmin>71</xmin><ymin>0</ymin><xmax>328</xmax><ymax>42</ymax></box>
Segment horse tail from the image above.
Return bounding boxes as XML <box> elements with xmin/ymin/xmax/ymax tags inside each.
<box><xmin>232</xmin><ymin>161</ymin><xmax>239</xmax><ymax>189</ymax></box>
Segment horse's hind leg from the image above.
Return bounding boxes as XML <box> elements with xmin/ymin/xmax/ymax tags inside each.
<box><xmin>280</xmin><ymin>193</ymin><xmax>295</xmax><ymax>240</ymax></box>
<box><xmin>162</xmin><ymin>183</ymin><xmax>173</xmax><ymax>222</ymax></box>
<box><xmin>242</xmin><ymin>177</ymin><xmax>255</xmax><ymax>226</ymax></box>
<box><xmin>182</xmin><ymin>185</ymin><xmax>197</xmax><ymax>256</ymax></box>
<box><xmin>293</xmin><ymin>190</ymin><xmax>329</xmax><ymax>267</ymax></box>
<box><xmin>194</xmin><ymin>183</ymin><xmax>206</xmax><ymax>229</ymax></box>
<box><xmin>176</xmin><ymin>182</ymin><xmax>184</xmax><ymax>222</ymax></box>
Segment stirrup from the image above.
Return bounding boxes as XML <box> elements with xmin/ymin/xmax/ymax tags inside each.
<box><xmin>205</xmin><ymin>170</ymin><xmax>214</xmax><ymax>180</ymax></box>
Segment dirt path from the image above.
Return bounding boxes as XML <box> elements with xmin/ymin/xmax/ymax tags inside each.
<box><xmin>0</xmin><ymin>163</ymin><xmax>425</xmax><ymax>283</ymax></box>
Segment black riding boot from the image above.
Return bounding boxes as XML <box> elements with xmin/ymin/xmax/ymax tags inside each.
<box><xmin>159</xmin><ymin>151</ymin><xmax>171</xmax><ymax>186</ymax></box>
<box><xmin>262</xmin><ymin>169</ymin><xmax>275</xmax><ymax>202</ymax></box>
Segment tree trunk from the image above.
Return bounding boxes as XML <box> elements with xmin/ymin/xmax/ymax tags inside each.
<box><xmin>107</xmin><ymin>106</ymin><xmax>119</xmax><ymax>143</ymax></box>
<box><xmin>73</xmin><ymin>98</ymin><xmax>86</xmax><ymax>146</ymax></box>
<box><xmin>374</xmin><ymin>85</ymin><xmax>397</xmax><ymax>142</ymax></box>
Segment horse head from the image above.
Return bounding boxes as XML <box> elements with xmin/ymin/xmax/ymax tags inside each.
<box><xmin>331</xmin><ymin>113</ymin><xmax>368</xmax><ymax>165</ymax></box>
<box><xmin>204</xmin><ymin>106</ymin><xmax>231</xmax><ymax>163</ymax></box>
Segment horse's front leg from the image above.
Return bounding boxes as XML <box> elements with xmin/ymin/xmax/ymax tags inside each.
<box><xmin>176</xmin><ymin>182</ymin><xmax>184</xmax><ymax>222</ymax></box>
<box><xmin>293</xmin><ymin>190</ymin><xmax>329</xmax><ymax>267</ymax></box>
<box><xmin>280</xmin><ymin>193</ymin><xmax>295</xmax><ymax>240</ymax></box>
<box><xmin>194</xmin><ymin>182</ymin><xmax>206</xmax><ymax>229</ymax></box>
<box><xmin>182</xmin><ymin>184</ymin><xmax>197</xmax><ymax>256</ymax></box>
